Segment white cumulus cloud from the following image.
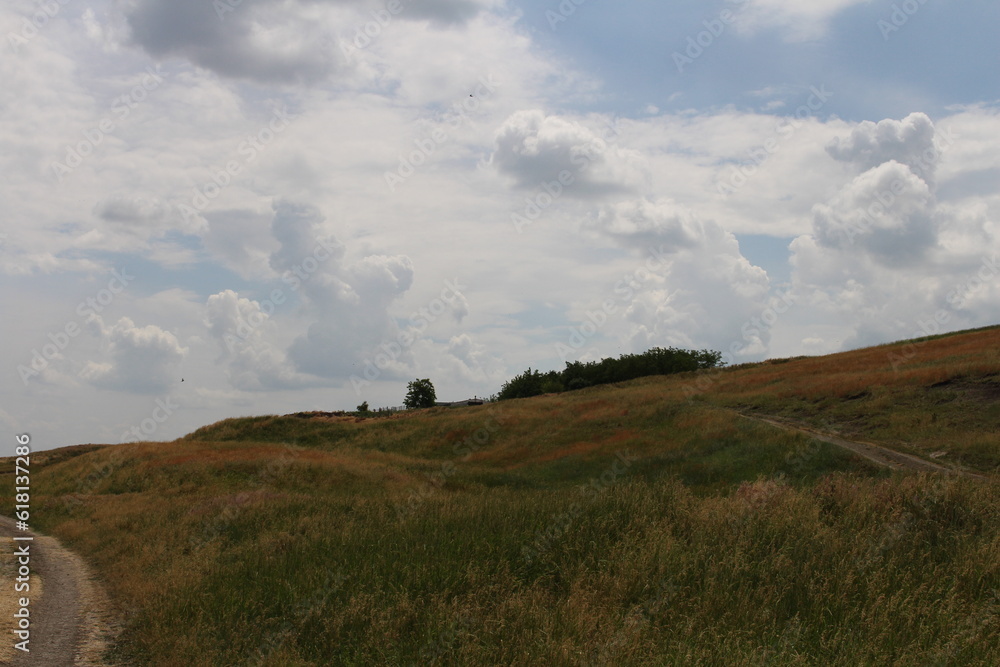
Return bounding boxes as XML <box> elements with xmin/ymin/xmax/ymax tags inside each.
<box><xmin>80</xmin><ymin>316</ymin><xmax>188</xmax><ymax>393</ymax></box>
<box><xmin>491</xmin><ymin>110</ymin><xmax>646</xmax><ymax>197</ymax></box>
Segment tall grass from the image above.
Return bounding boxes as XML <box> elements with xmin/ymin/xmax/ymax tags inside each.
<box><xmin>2</xmin><ymin>325</ymin><xmax>998</xmax><ymax>665</ymax></box>
<box><xmin>28</xmin><ymin>467</ymin><xmax>1000</xmax><ymax>665</ymax></box>
<box><xmin>693</xmin><ymin>326</ymin><xmax>1000</xmax><ymax>472</ymax></box>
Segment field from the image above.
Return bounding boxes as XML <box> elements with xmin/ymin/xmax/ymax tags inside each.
<box><xmin>3</xmin><ymin>326</ymin><xmax>999</xmax><ymax>665</ymax></box>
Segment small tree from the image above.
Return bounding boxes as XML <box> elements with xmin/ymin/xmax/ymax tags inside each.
<box><xmin>404</xmin><ymin>379</ymin><xmax>437</xmax><ymax>409</ymax></box>
<box><xmin>356</xmin><ymin>401</ymin><xmax>369</xmax><ymax>413</ymax></box>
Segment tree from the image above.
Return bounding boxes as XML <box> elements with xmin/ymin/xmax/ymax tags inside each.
<box><xmin>356</xmin><ymin>401</ymin><xmax>369</xmax><ymax>413</ymax></box>
<box><xmin>496</xmin><ymin>346</ymin><xmax>725</xmax><ymax>401</ymax></box>
<box><xmin>404</xmin><ymin>378</ymin><xmax>437</xmax><ymax>409</ymax></box>
<box><xmin>497</xmin><ymin>367</ymin><xmax>544</xmax><ymax>400</ymax></box>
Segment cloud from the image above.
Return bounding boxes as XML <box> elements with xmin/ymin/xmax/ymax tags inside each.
<box><xmin>80</xmin><ymin>316</ymin><xmax>188</xmax><ymax>393</ymax></box>
<box><xmin>202</xmin><ymin>200</ymin><xmax>418</xmax><ymax>386</ymax></box>
<box><xmin>118</xmin><ymin>0</ymin><xmax>503</xmax><ymax>85</ymax></box>
<box><xmin>82</xmin><ymin>6</ymin><xmax>130</xmax><ymax>53</ymax></box>
<box><xmin>285</xmin><ymin>255</ymin><xmax>416</xmax><ymax>379</ymax></box>
<box><xmin>788</xmin><ymin>228</ymin><xmax>1000</xmax><ymax>352</ymax></box>
<box><xmin>268</xmin><ymin>199</ymin><xmax>347</xmax><ymax>278</ymax></box>
<box><xmin>811</xmin><ymin>160</ymin><xmax>937</xmax><ymax>266</ymax></box>
<box><xmin>120</xmin><ymin>0</ymin><xmax>346</xmax><ymax>85</ymax></box>
<box><xmin>204</xmin><ymin>289</ymin><xmax>318</xmax><ymax>390</ymax></box>
<box><xmin>95</xmin><ymin>194</ymin><xmax>173</xmax><ymax>225</ymax></box>
<box><xmin>826</xmin><ymin>112</ymin><xmax>940</xmax><ymax>183</ymax></box>
<box><xmin>592</xmin><ymin>198</ymin><xmax>711</xmax><ymax>252</ymax></box>
<box><xmin>201</xmin><ymin>209</ymin><xmax>278</xmax><ymax>280</ymax></box>
<box><xmin>267</xmin><ymin>200</ymin><xmax>414</xmax><ymax>332</ymax></box>
<box><xmin>787</xmin><ymin>111</ymin><xmax>1000</xmax><ymax>352</ymax></box>
<box><xmin>94</xmin><ymin>193</ymin><xmax>206</xmax><ymax>236</ymax></box>
<box><xmin>441</xmin><ymin>333</ymin><xmax>503</xmax><ymax>384</ymax></box>
<box><xmin>6</xmin><ymin>0</ymin><xmax>1000</xmax><ymax>454</ymax></box>
<box><xmin>491</xmin><ymin>110</ymin><xmax>645</xmax><ymax>197</ymax></box>
<box><xmin>399</xmin><ymin>0</ymin><xmax>504</xmax><ymax>25</ymax></box>
<box><xmin>343</xmin><ymin>254</ymin><xmax>418</xmax><ymax>310</ymax></box>
<box><xmin>734</xmin><ymin>0</ymin><xmax>870</xmax><ymax>41</ymax></box>
<box><xmin>588</xmin><ymin>198</ymin><xmax>772</xmax><ymax>361</ymax></box>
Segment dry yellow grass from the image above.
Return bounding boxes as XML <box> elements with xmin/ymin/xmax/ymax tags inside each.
<box><xmin>0</xmin><ymin>325</ymin><xmax>997</xmax><ymax>664</ymax></box>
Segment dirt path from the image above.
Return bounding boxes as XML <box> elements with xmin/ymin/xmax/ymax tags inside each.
<box><xmin>738</xmin><ymin>413</ymin><xmax>989</xmax><ymax>479</ymax></box>
<box><xmin>0</xmin><ymin>517</ymin><xmax>120</xmax><ymax>666</ymax></box>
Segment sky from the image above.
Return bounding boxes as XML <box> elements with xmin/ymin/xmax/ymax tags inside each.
<box><xmin>2</xmin><ymin>0</ymin><xmax>998</xmax><ymax>452</ymax></box>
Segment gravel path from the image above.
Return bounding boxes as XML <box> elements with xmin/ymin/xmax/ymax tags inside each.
<box><xmin>0</xmin><ymin>517</ymin><xmax>120</xmax><ymax>666</ymax></box>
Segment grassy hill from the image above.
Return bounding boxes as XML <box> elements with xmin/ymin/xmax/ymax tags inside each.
<box><xmin>4</xmin><ymin>326</ymin><xmax>999</xmax><ymax>665</ymax></box>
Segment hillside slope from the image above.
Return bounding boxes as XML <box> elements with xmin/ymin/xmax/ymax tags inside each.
<box><xmin>692</xmin><ymin>324</ymin><xmax>1000</xmax><ymax>473</ymax></box>
<box><xmin>3</xmin><ymin>326</ymin><xmax>998</xmax><ymax>665</ymax></box>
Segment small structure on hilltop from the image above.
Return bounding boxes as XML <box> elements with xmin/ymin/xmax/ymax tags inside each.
<box><xmin>435</xmin><ymin>396</ymin><xmax>485</xmax><ymax>408</ymax></box>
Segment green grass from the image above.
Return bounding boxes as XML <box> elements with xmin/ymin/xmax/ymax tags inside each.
<box><xmin>2</xmin><ymin>325</ymin><xmax>999</xmax><ymax>665</ymax></box>
<box><xmin>695</xmin><ymin>326</ymin><xmax>1000</xmax><ymax>473</ymax></box>
<box><xmin>29</xmin><ymin>466</ymin><xmax>1000</xmax><ymax>665</ymax></box>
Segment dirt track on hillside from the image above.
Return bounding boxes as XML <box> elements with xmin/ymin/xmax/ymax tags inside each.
<box><xmin>0</xmin><ymin>517</ymin><xmax>120</xmax><ymax>666</ymax></box>
<box><xmin>739</xmin><ymin>413</ymin><xmax>989</xmax><ymax>479</ymax></box>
